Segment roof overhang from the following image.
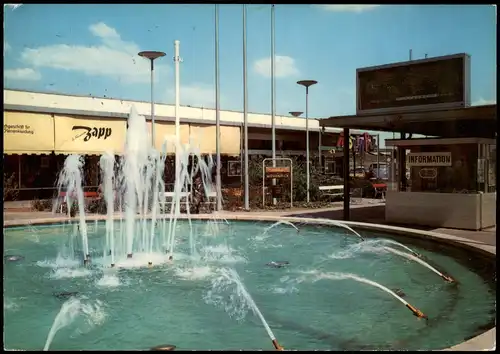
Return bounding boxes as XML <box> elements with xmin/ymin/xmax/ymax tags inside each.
<box><xmin>4</xmin><ymin>104</ymin><xmax>354</xmax><ymax>135</ymax></box>
<box><xmin>386</xmin><ymin>137</ymin><xmax>496</xmax><ymax>147</ymax></box>
<box><xmin>319</xmin><ymin>104</ymin><xmax>497</xmax><ymax>139</ymax></box>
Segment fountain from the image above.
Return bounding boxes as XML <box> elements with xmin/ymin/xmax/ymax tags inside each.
<box><xmin>3</xmin><ymin>106</ymin><xmax>495</xmax><ymax>350</ymax></box>
<box><xmin>53</xmin><ymin>106</ymin><xmax>215</xmax><ymax>268</ymax></box>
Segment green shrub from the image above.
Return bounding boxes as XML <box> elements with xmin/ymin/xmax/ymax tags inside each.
<box><xmin>31</xmin><ymin>199</ymin><xmax>53</xmax><ymax>211</ymax></box>
<box><xmin>3</xmin><ymin>172</ymin><xmax>19</xmax><ymax>202</ymax></box>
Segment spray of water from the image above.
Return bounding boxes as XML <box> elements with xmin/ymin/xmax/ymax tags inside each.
<box><xmin>43</xmin><ymin>297</ymin><xmax>106</xmax><ymax>350</ymax></box>
<box><xmin>56</xmin><ymin>106</ymin><xmax>214</xmax><ymax>268</ymax></box>
<box><xmin>264</xmin><ymin>221</ymin><xmax>299</xmax><ymax>234</ymax></box>
<box><xmin>53</xmin><ymin>155</ymin><xmax>89</xmax><ymax>263</ymax></box>
<box><xmin>100</xmin><ymin>152</ymin><xmax>116</xmax><ymax>266</ymax></box>
<box><xmin>205</xmin><ymin>267</ymin><xmax>283</xmax><ymax>350</ymax></box>
<box><xmin>383</xmin><ymin>246</ymin><xmax>453</xmax><ymax>282</ymax></box>
<box><xmin>43</xmin><ymin>297</ymin><xmax>81</xmax><ymax>351</ymax></box>
<box><xmin>304</xmin><ymin>270</ymin><xmax>427</xmax><ymax>319</ymax></box>
<box><xmin>378</xmin><ymin>239</ymin><xmax>422</xmax><ymax>258</ymax></box>
<box><xmin>328</xmin><ymin>221</ymin><xmax>364</xmax><ymax>241</ymax></box>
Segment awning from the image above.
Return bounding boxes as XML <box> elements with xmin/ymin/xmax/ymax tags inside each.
<box><xmin>4</xmin><ymin>111</ymin><xmax>55</xmax><ymax>154</ymax></box>
<box><xmin>54</xmin><ymin>115</ymin><xmax>126</xmax><ymax>155</ymax></box>
<box><xmin>189</xmin><ymin>125</ymin><xmax>241</xmax><ymax>155</ymax></box>
<box><xmin>221</xmin><ymin>126</ymin><xmax>241</xmax><ymax>156</ymax></box>
<box><xmin>147</xmin><ymin>122</ymin><xmax>190</xmax><ymax>152</ymax></box>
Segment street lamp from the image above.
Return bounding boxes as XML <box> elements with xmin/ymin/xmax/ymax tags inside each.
<box><xmin>138</xmin><ymin>50</ymin><xmax>166</xmax><ymax>148</ymax></box>
<box><xmin>289</xmin><ymin>111</ymin><xmax>303</xmax><ymax>117</ymax></box>
<box><xmin>297</xmin><ymin>80</ymin><xmax>317</xmax><ymax>203</ymax></box>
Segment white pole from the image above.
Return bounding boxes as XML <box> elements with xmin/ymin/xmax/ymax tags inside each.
<box><xmin>243</xmin><ymin>4</ymin><xmax>249</xmax><ymax>211</ymax></box>
<box><xmin>174</xmin><ymin>40</ymin><xmax>181</xmax><ymax>215</ymax></box>
<box><xmin>271</xmin><ymin>4</ymin><xmax>277</xmax><ymax>205</ymax></box>
<box><xmin>215</xmin><ymin>5</ymin><xmax>222</xmax><ymax>211</ymax></box>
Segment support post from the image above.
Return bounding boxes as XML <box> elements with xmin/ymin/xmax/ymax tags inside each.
<box><xmin>343</xmin><ymin>128</ymin><xmax>350</xmax><ymax>221</ymax></box>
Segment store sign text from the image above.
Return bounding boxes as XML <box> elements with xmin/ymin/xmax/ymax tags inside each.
<box><xmin>407</xmin><ymin>152</ymin><xmax>452</xmax><ymax>167</ymax></box>
<box><xmin>4</xmin><ymin>124</ymin><xmax>34</xmax><ymax>135</ymax></box>
<box><xmin>72</xmin><ymin>126</ymin><xmax>112</xmax><ymax>142</ymax></box>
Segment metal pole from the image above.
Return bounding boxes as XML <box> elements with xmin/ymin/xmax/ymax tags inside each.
<box><xmin>174</xmin><ymin>40</ymin><xmax>181</xmax><ymax>216</ymax></box>
<box><xmin>391</xmin><ymin>132</ymin><xmax>396</xmax><ymax>189</ymax></box>
<box><xmin>271</xmin><ymin>4</ymin><xmax>277</xmax><ymax>205</ymax></box>
<box><xmin>215</xmin><ymin>4</ymin><xmax>222</xmax><ymax>211</ymax></box>
<box><xmin>174</xmin><ymin>41</ymin><xmax>180</xmax><ymax>143</ymax></box>
<box><xmin>150</xmin><ymin>59</ymin><xmax>155</xmax><ymax>148</ymax></box>
<box><xmin>18</xmin><ymin>154</ymin><xmax>21</xmax><ymax>189</ymax></box>
<box><xmin>318</xmin><ymin>128</ymin><xmax>322</xmax><ymax>169</ymax></box>
<box><xmin>243</xmin><ymin>4</ymin><xmax>249</xmax><ymax>211</ymax></box>
<box><xmin>376</xmin><ymin>134</ymin><xmax>380</xmax><ymax>178</ymax></box>
<box><xmin>306</xmin><ymin>87</ymin><xmax>310</xmax><ymax>203</ymax></box>
<box><xmin>343</xmin><ymin>128</ymin><xmax>350</xmax><ymax>221</ymax></box>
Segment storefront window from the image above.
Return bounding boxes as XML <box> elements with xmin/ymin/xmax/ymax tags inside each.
<box><xmin>408</xmin><ymin>144</ymin><xmax>479</xmax><ymax>193</ymax></box>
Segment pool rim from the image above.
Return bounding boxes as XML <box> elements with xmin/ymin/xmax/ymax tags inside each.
<box><xmin>3</xmin><ymin>213</ymin><xmax>496</xmax><ymax>351</ymax></box>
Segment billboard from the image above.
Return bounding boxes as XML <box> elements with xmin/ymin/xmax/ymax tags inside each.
<box><xmin>356</xmin><ymin>53</ymin><xmax>471</xmax><ymax>115</ymax></box>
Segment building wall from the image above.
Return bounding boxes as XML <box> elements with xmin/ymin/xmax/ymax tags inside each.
<box><xmin>4</xmin><ymin>89</ymin><xmax>340</xmax><ymax>133</ymax></box>
<box><xmin>386</xmin><ymin>191</ymin><xmax>496</xmax><ymax>230</ymax></box>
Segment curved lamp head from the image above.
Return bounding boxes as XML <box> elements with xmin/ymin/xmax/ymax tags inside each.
<box><xmin>138</xmin><ymin>51</ymin><xmax>166</xmax><ymax>60</ymax></box>
<box><xmin>297</xmin><ymin>80</ymin><xmax>318</xmax><ymax>88</ymax></box>
<box><xmin>289</xmin><ymin>111</ymin><xmax>303</xmax><ymax>117</ymax></box>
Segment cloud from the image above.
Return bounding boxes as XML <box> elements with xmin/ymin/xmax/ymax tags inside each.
<box><xmin>253</xmin><ymin>55</ymin><xmax>300</xmax><ymax>78</ymax></box>
<box><xmin>4</xmin><ymin>68</ymin><xmax>42</xmax><ymax>81</ymax></box>
<box><xmin>314</xmin><ymin>5</ymin><xmax>380</xmax><ymax>13</ymax></box>
<box><xmin>20</xmin><ymin>22</ymin><xmax>169</xmax><ymax>84</ymax></box>
<box><xmin>473</xmin><ymin>98</ymin><xmax>496</xmax><ymax>106</ymax></box>
<box><xmin>166</xmin><ymin>83</ymin><xmax>217</xmax><ymax>108</ymax></box>
<box><xmin>4</xmin><ymin>40</ymin><xmax>11</xmax><ymax>54</ymax></box>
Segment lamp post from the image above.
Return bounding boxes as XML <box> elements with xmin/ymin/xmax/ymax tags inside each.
<box><xmin>138</xmin><ymin>51</ymin><xmax>166</xmax><ymax>148</ymax></box>
<box><xmin>289</xmin><ymin>111</ymin><xmax>303</xmax><ymax>117</ymax></box>
<box><xmin>297</xmin><ymin>80</ymin><xmax>317</xmax><ymax>203</ymax></box>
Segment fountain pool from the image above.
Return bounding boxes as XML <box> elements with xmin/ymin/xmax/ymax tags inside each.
<box><xmin>3</xmin><ymin>219</ymin><xmax>496</xmax><ymax>350</ymax></box>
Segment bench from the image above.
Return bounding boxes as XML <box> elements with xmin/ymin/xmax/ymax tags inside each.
<box><xmin>204</xmin><ymin>191</ymin><xmax>217</xmax><ymax>211</ymax></box>
<box><xmin>319</xmin><ymin>185</ymin><xmax>344</xmax><ymax>200</ymax></box>
<box><xmin>58</xmin><ymin>191</ymin><xmax>100</xmax><ymax>213</ymax></box>
<box><xmin>160</xmin><ymin>191</ymin><xmax>191</xmax><ymax>212</ymax></box>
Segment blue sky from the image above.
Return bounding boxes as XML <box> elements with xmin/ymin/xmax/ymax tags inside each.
<box><xmin>4</xmin><ymin>4</ymin><xmax>497</xmax><ymax>141</ymax></box>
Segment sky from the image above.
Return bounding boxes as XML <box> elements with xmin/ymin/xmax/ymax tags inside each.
<box><xmin>3</xmin><ymin>4</ymin><xmax>497</xmax><ymax>145</ymax></box>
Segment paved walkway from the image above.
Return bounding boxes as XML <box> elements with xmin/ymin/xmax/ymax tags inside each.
<box><xmin>4</xmin><ymin>202</ymin><xmax>495</xmax><ymax>249</ymax></box>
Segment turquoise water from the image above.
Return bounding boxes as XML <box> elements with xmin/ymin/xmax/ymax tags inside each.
<box><xmin>3</xmin><ymin>220</ymin><xmax>496</xmax><ymax>350</ymax></box>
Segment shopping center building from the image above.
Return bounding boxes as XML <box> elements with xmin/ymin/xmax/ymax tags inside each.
<box><xmin>4</xmin><ymin>89</ymin><xmax>377</xmax><ymax>200</ymax></box>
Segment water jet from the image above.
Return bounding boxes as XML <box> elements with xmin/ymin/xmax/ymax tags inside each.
<box><xmin>150</xmin><ymin>344</ymin><xmax>176</xmax><ymax>351</ymax></box>
<box><xmin>4</xmin><ymin>255</ymin><xmax>24</xmax><ymax>262</ymax></box>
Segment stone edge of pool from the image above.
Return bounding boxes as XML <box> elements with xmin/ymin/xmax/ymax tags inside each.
<box><xmin>3</xmin><ymin>213</ymin><xmax>496</xmax><ymax>352</ymax></box>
